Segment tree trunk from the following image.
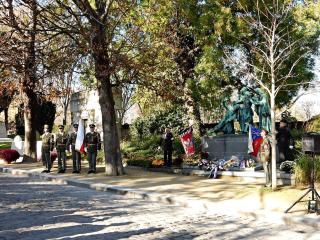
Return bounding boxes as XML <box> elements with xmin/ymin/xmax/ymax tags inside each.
<box><xmin>22</xmin><ymin>0</ymin><xmax>38</xmax><ymax>162</ymax></box>
<box><xmin>4</xmin><ymin>108</ymin><xmax>9</xmax><ymax>133</ymax></box>
<box><xmin>92</xmin><ymin>24</ymin><xmax>124</xmax><ymax>176</ymax></box>
<box><xmin>271</xmin><ymin>86</ymin><xmax>277</xmax><ymax>190</ymax></box>
<box><xmin>63</xmin><ymin>104</ymin><xmax>68</xmax><ymax>125</ymax></box>
<box><xmin>23</xmin><ymin>90</ymin><xmax>38</xmax><ymax>162</ymax></box>
<box><xmin>183</xmin><ymin>86</ymin><xmax>202</xmax><ymax>137</ymax></box>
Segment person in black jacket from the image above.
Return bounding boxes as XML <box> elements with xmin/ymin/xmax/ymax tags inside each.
<box><xmin>276</xmin><ymin>120</ymin><xmax>293</xmax><ymax>164</ymax></box>
<box><xmin>162</xmin><ymin>128</ymin><xmax>174</xmax><ymax>167</ymax></box>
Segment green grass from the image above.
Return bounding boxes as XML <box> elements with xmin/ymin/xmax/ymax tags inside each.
<box><xmin>0</xmin><ymin>142</ymin><xmax>11</xmax><ymax>150</ymax></box>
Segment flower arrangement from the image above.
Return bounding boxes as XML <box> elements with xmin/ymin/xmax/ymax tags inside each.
<box><xmin>152</xmin><ymin>159</ymin><xmax>164</xmax><ymax>167</ymax></box>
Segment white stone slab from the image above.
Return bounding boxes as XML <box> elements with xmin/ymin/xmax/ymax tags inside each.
<box><xmin>11</xmin><ymin>137</ymin><xmax>43</xmax><ymax>160</ymax></box>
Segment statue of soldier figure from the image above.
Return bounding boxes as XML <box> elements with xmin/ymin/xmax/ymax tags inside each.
<box><xmin>85</xmin><ymin>124</ymin><xmax>101</xmax><ymax>174</ymax></box>
<box><xmin>251</xmin><ymin>88</ymin><xmax>271</xmax><ymax>133</ymax></box>
<box><xmin>213</xmin><ymin>98</ymin><xmax>239</xmax><ymax>134</ymax></box>
<box><xmin>68</xmin><ymin>123</ymin><xmax>81</xmax><ymax>173</ymax></box>
<box><xmin>237</xmin><ymin>86</ymin><xmax>254</xmax><ymax>133</ymax></box>
<box><xmin>212</xmin><ymin>86</ymin><xmax>271</xmax><ymax>135</ymax></box>
<box><xmin>55</xmin><ymin>125</ymin><xmax>69</xmax><ymax>173</ymax></box>
<box><xmin>41</xmin><ymin>124</ymin><xmax>54</xmax><ymax>173</ymax></box>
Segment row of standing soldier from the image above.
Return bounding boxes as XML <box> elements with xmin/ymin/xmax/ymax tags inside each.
<box><xmin>41</xmin><ymin>123</ymin><xmax>101</xmax><ymax>174</ymax></box>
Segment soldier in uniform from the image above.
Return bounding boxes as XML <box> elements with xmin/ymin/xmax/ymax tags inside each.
<box><xmin>41</xmin><ymin>125</ymin><xmax>54</xmax><ymax>173</ymax></box>
<box><xmin>85</xmin><ymin>124</ymin><xmax>101</xmax><ymax>174</ymax></box>
<box><xmin>68</xmin><ymin>123</ymin><xmax>81</xmax><ymax>173</ymax></box>
<box><xmin>55</xmin><ymin>125</ymin><xmax>69</xmax><ymax>173</ymax></box>
<box><xmin>258</xmin><ymin>128</ymin><xmax>272</xmax><ymax>187</ymax></box>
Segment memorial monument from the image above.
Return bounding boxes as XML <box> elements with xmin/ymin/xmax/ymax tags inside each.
<box><xmin>203</xmin><ymin>86</ymin><xmax>271</xmax><ymax>162</ymax></box>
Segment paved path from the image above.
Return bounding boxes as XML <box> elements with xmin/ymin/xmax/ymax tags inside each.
<box><xmin>0</xmin><ymin>162</ymin><xmax>312</xmax><ymax>214</ymax></box>
<box><xmin>0</xmin><ymin>173</ymin><xmax>318</xmax><ymax>240</ymax></box>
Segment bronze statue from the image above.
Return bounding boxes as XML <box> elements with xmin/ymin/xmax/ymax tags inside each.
<box><xmin>212</xmin><ymin>98</ymin><xmax>239</xmax><ymax>134</ymax></box>
<box><xmin>210</xmin><ymin>86</ymin><xmax>271</xmax><ymax>135</ymax></box>
<box><xmin>251</xmin><ymin>88</ymin><xmax>271</xmax><ymax>132</ymax></box>
<box><xmin>237</xmin><ymin>87</ymin><xmax>254</xmax><ymax>133</ymax></box>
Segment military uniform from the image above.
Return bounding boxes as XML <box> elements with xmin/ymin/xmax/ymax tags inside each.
<box><xmin>258</xmin><ymin>136</ymin><xmax>271</xmax><ymax>187</ymax></box>
<box><xmin>41</xmin><ymin>125</ymin><xmax>54</xmax><ymax>173</ymax></box>
<box><xmin>68</xmin><ymin>124</ymin><xmax>81</xmax><ymax>173</ymax></box>
<box><xmin>55</xmin><ymin>125</ymin><xmax>69</xmax><ymax>173</ymax></box>
<box><xmin>85</xmin><ymin>124</ymin><xmax>101</xmax><ymax>173</ymax></box>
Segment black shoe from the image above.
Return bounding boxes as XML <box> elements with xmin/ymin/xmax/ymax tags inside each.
<box><xmin>87</xmin><ymin>170</ymin><xmax>92</xmax><ymax>174</ymax></box>
<box><xmin>58</xmin><ymin>170</ymin><xmax>64</xmax><ymax>174</ymax></box>
<box><xmin>41</xmin><ymin>170</ymin><xmax>48</xmax><ymax>173</ymax></box>
<box><xmin>92</xmin><ymin>170</ymin><xmax>96</xmax><ymax>174</ymax></box>
<box><xmin>72</xmin><ymin>170</ymin><xmax>77</xmax><ymax>174</ymax></box>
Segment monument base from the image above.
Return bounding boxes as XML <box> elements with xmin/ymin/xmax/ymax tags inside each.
<box><xmin>202</xmin><ymin>134</ymin><xmax>250</xmax><ymax>161</ymax></box>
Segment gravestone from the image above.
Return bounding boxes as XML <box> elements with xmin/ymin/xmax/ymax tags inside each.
<box><xmin>202</xmin><ymin>134</ymin><xmax>250</xmax><ymax>161</ymax></box>
<box><xmin>0</xmin><ymin>123</ymin><xmax>7</xmax><ymax>138</ymax></box>
<box><xmin>11</xmin><ymin>136</ymin><xmax>43</xmax><ymax>162</ymax></box>
<box><xmin>11</xmin><ymin>135</ymin><xmax>23</xmax><ymax>155</ymax></box>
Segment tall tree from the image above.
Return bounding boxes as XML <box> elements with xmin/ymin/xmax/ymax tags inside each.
<box><xmin>0</xmin><ymin>0</ymin><xmax>41</xmax><ymax>161</ymax></box>
<box><xmin>43</xmin><ymin>0</ymin><xmax>143</xmax><ymax>175</ymax></box>
<box><xmin>228</xmin><ymin>0</ymin><xmax>320</xmax><ymax>189</ymax></box>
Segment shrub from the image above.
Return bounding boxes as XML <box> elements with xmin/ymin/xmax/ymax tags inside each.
<box><xmin>279</xmin><ymin>160</ymin><xmax>295</xmax><ymax>174</ymax></box>
<box><xmin>131</xmin><ymin>106</ymin><xmax>187</xmax><ymax>138</ymax></box>
<box><xmin>294</xmin><ymin>154</ymin><xmax>320</xmax><ymax>185</ymax></box>
<box><xmin>152</xmin><ymin>159</ymin><xmax>164</xmax><ymax>167</ymax></box>
<box><xmin>0</xmin><ymin>149</ymin><xmax>20</xmax><ymax>163</ymax></box>
<box><xmin>127</xmin><ymin>159</ymin><xmax>153</xmax><ymax>168</ymax></box>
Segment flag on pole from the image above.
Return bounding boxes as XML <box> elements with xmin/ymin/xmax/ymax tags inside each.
<box><xmin>248</xmin><ymin>125</ymin><xmax>263</xmax><ymax>157</ymax></box>
<box><xmin>75</xmin><ymin>119</ymin><xmax>85</xmax><ymax>153</ymax></box>
<box><xmin>180</xmin><ymin>127</ymin><xmax>195</xmax><ymax>156</ymax></box>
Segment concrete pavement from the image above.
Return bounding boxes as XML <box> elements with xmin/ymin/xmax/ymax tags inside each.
<box><xmin>0</xmin><ymin>160</ymin><xmax>319</xmax><ymax>229</ymax></box>
<box><xmin>1</xmin><ymin>173</ymin><xmax>319</xmax><ymax>240</ymax></box>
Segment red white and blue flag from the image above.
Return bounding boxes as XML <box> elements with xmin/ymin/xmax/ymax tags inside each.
<box><xmin>180</xmin><ymin>127</ymin><xmax>195</xmax><ymax>156</ymax></box>
<box><xmin>248</xmin><ymin>125</ymin><xmax>263</xmax><ymax>157</ymax></box>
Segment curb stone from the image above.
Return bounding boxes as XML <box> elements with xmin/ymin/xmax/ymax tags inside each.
<box><xmin>0</xmin><ymin>166</ymin><xmax>318</xmax><ymax>229</ymax></box>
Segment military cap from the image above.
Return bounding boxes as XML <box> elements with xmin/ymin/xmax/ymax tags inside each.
<box><xmin>58</xmin><ymin>125</ymin><xmax>64</xmax><ymax>129</ymax></box>
<box><xmin>89</xmin><ymin>124</ymin><xmax>95</xmax><ymax>128</ymax></box>
<box><xmin>44</xmin><ymin>124</ymin><xmax>49</xmax><ymax>129</ymax></box>
<box><xmin>73</xmin><ymin>123</ymin><xmax>79</xmax><ymax>128</ymax></box>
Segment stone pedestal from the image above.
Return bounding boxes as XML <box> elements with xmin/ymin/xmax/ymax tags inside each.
<box><xmin>202</xmin><ymin>134</ymin><xmax>249</xmax><ymax>160</ymax></box>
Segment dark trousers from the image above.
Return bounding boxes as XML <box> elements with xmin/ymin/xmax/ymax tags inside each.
<box><xmin>42</xmin><ymin>147</ymin><xmax>51</xmax><ymax>171</ymax></box>
<box><xmin>164</xmin><ymin>147</ymin><xmax>172</xmax><ymax>167</ymax></box>
<box><xmin>278</xmin><ymin>146</ymin><xmax>288</xmax><ymax>164</ymax></box>
<box><xmin>263</xmin><ymin>162</ymin><xmax>272</xmax><ymax>186</ymax></box>
<box><xmin>88</xmin><ymin>151</ymin><xmax>97</xmax><ymax>172</ymax></box>
<box><xmin>72</xmin><ymin>145</ymin><xmax>81</xmax><ymax>172</ymax></box>
<box><xmin>57</xmin><ymin>150</ymin><xmax>67</xmax><ymax>171</ymax></box>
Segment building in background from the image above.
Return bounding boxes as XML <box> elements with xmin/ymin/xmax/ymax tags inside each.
<box><xmin>69</xmin><ymin>89</ymin><xmax>123</xmax><ymax>138</ymax></box>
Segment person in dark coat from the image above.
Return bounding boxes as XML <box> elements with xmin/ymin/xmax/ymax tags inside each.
<box><xmin>276</xmin><ymin>120</ymin><xmax>293</xmax><ymax>164</ymax></box>
<box><xmin>68</xmin><ymin>123</ymin><xmax>81</xmax><ymax>173</ymax></box>
<box><xmin>162</xmin><ymin>128</ymin><xmax>174</xmax><ymax>167</ymax></box>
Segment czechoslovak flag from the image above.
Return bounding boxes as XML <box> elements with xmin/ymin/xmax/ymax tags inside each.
<box><xmin>248</xmin><ymin>125</ymin><xmax>263</xmax><ymax>157</ymax></box>
<box><xmin>75</xmin><ymin>119</ymin><xmax>85</xmax><ymax>153</ymax></box>
<box><xmin>180</xmin><ymin>127</ymin><xmax>195</xmax><ymax>156</ymax></box>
